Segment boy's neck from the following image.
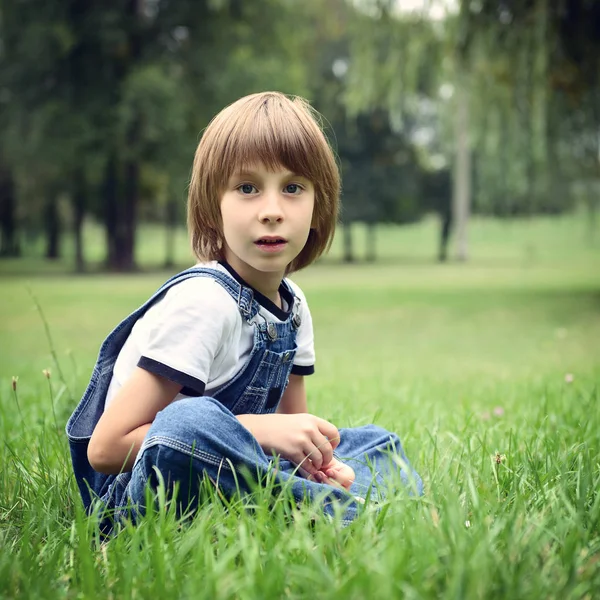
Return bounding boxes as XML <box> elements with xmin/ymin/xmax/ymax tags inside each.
<box><xmin>220</xmin><ymin>255</ymin><xmax>284</xmax><ymax>308</ymax></box>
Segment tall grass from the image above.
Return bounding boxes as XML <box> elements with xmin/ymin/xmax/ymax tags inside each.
<box><xmin>1</xmin><ymin>215</ymin><xmax>599</xmax><ymax>598</ymax></box>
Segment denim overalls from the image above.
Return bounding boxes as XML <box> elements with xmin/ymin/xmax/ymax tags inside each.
<box><xmin>66</xmin><ymin>267</ymin><xmax>422</xmax><ymax>529</ymax></box>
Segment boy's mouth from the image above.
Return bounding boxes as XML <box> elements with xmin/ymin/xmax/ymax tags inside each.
<box><xmin>254</xmin><ymin>236</ymin><xmax>287</xmax><ymax>252</ymax></box>
<box><xmin>255</xmin><ymin>236</ymin><xmax>287</xmax><ymax>245</ymax></box>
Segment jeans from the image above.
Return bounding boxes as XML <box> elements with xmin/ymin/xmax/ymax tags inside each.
<box><xmin>105</xmin><ymin>396</ymin><xmax>423</xmax><ymax>527</ymax></box>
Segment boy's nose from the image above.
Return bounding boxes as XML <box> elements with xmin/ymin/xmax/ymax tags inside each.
<box><xmin>258</xmin><ymin>193</ymin><xmax>284</xmax><ymax>223</ymax></box>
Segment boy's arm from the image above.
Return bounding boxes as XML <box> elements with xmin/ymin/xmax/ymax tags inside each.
<box><xmin>276</xmin><ymin>373</ymin><xmax>308</xmax><ymax>414</ymax></box>
<box><xmin>88</xmin><ymin>367</ymin><xmax>182</xmax><ymax>474</ymax></box>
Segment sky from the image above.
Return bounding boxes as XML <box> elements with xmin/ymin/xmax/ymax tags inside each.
<box><xmin>393</xmin><ymin>0</ymin><xmax>458</xmax><ymax>20</ymax></box>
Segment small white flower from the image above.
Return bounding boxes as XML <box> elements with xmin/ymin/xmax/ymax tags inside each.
<box><xmin>465</xmin><ymin>520</ymin><xmax>471</xmax><ymax>528</ymax></box>
<box><xmin>564</xmin><ymin>373</ymin><xmax>574</xmax><ymax>384</ymax></box>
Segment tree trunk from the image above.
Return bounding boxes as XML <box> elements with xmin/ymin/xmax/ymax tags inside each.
<box><xmin>589</xmin><ymin>132</ymin><xmax>600</xmax><ymax>244</ymax></box>
<box><xmin>72</xmin><ymin>168</ymin><xmax>86</xmax><ymax>272</ymax></box>
<box><xmin>44</xmin><ymin>195</ymin><xmax>61</xmax><ymax>260</ymax></box>
<box><xmin>104</xmin><ymin>154</ymin><xmax>137</xmax><ymax>271</ymax></box>
<box><xmin>0</xmin><ymin>164</ymin><xmax>20</xmax><ymax>257</ymax></box>
<box><xmin>532</xmin><ymin>0</ymin><xmax>549</xmax><ymax>214</ymax></box>
<box><xmin>589</xmin><ymin>198</ymin><xmax>597</xmax><ymax>244</ymax></box>
<box><xmin>343</xmin><ymin>222</ymin><xmax>354</xmax><ymax>263</ymax></box>
<box><xmin>120</xmin><ymin>154</ymin><xmax>139</xmax><ymax>271</ymax></box>
<box><xmin>452</xmin><ymin>75</ymin><xmax>471</xmax><ymax>262</ymax></box>
<box><xmin>438</xmin><ymin>207</ymin><xmax>452</xmax><ymax>262</ymax></box>
<box><xmin>365</xmin><ymin>222</ymin><xmax>376</xmax><ymax>262</ymax></box>
<box><xmin>111</xmin><ymin>0</ymin><xmax>143</xmax><ymax>272</ymax></box>
<box><xmin>586</xmin><ymin>179</ymin><xmax>597</xmax><ymax>244</ymax></box>
<box><xmin>103</xmin><ymin>153</ymin><xmax>120</xmax><ymax>269</ymax></box>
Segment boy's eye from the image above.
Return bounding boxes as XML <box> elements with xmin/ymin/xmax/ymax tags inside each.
<box><xmin>238</xmin><ymin>184</ymin><xmax>257</xmax><ymax>195</ymax></box>
<box><xmin>285</xmin><ymin>184</ymin><xmax>302</xmax><ymax>194</ymax></box>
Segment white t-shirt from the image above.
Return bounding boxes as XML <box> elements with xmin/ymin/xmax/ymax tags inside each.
<box><xmin>105</xmin><ymin>261</ymin><xmax>315</xmax><ymax>408</ymax></box>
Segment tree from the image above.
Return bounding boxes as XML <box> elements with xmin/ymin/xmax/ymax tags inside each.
<box><xmin>0</xmin><ymin>158</ymin><xmax>19</xmax><ymax>257</ymax></box>
<box><xmin>452</xmin><ymin>2</ymin><xmax>473</xmax><ymax>261</ymax></box>
<box><xmin>458</xmin><ymin>0</ymin><xmax>600</xmax><ymax>228</ymax></box>
<box><xmin>341</xmin><ymin>0</ymin><xmax>464</xmax><ymax>261</ymax></box>
<box><xmin>294</xmin><ymin>0</ymin><xmax>436</xmax><ymax>261</ymax></box>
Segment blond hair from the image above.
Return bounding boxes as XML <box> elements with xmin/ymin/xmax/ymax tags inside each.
<box><xmin>187</xmin><ymin>91</ymin><xmax>340</xmax><ymax>273</ymax></box>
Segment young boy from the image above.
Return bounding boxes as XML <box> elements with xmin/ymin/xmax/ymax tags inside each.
<box><xmin>66</xmin><ymin>92</ymin><xmax>422</xmax><ymax>528</ymax></box>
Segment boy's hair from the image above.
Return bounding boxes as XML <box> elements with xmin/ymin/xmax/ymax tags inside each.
<box><xmin>187</xmin><ymin>91</ymin><xmax>340</xmax><ymax>273</ymax></box>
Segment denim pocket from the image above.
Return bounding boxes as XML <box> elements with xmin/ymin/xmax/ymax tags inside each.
<box><xmin>265</xmin><ymin>387</ymin><xmax>281</xmax><ymax>411</ymax></box>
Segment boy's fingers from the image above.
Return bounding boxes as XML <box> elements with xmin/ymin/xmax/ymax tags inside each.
<box><xmin>293</xmin><ymin>452</ymin><xmax>318</xmax><ymax>475</ymax></box>
<box><xmin>316</xmin><ymin>418</ymin><xmax>340</xmax><ymax>450</ymax></box>
<box><xmin>306</xmin><ymin>445</ymin><xmax>324</xmax><ymax>470</ymax></box>
<box><xmin>313</xmin><ymin>434</ymin><xmax>334</xmax><ymax>467</ymax></box>
<box><xmin>300</xmin><ymin>445</ymin><xmax>323</xmax><ymax>471</ymax></box>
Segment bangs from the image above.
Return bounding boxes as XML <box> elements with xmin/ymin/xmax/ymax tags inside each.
<box><xmin>209</xmin><ymin>94</ymin><xmax>327</xmax><ymax>187</ymax></box>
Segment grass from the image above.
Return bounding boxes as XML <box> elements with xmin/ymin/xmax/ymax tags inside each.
<box><xmin>1</xmin><ymin>213</ymin><xmax>599</xmax><ymax>598</ymax></box>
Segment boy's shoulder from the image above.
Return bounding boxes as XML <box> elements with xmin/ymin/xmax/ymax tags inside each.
<box><xmin>157</xmin><ymin>263</ymin><xmax>241</xmax><ymax>319</ymax></box>
<box><xmin>166</xmin><ymin>273</ymin><xmax>233</xmax><ymax>300</ymax></box>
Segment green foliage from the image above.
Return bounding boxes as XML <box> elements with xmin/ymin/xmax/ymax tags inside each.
<box><xmin>343</xmin><ymin>0</ymin><xmax>600</xmax><ymax>219</ymax></box>
<box><xmin>1</xmin><ymin>0</ymin><xmax>599</xmax><ymax>268</ymax></box>
<box><xmin>338</xmin><ymin>110</ymin><xmax>423</xmax><ymax>224</ymax></box>
<box><xmin>345</xmin><ymin>5</ymin><xmax>443</xmax><ymax>118</ymax></box>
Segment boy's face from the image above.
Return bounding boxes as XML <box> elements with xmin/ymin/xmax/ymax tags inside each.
<box><xmin>220</xmin><ymin>162</ymin><xmax>315</xmax><ymax>289</ymax></box>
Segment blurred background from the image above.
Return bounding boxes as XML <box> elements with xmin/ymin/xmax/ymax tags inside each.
<box><xmin>2</xmin><ymin>5</ymin><xmax>600</xmax><ymax>592</ymax></box>
<box><xmin>0</xmin><ymin>0</ymin><xmax>598</xmax><ymax>272</ymax></box>
<box><xmin>0</xmin><ymin>0</ymin><xmax>598</xmax><ymax>475</ymax></box>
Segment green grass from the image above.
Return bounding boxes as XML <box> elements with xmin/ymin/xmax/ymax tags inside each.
<box><xmin>1</xmin><ymin>214</ymin><xmax>599</xmax><ymax>598</ymax></box>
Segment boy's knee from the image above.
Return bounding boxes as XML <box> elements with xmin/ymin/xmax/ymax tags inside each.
<box><xmin>152</xmin><ymin>396</ymin><xmax>233</xmax><ymax>438</ymax></box>
<box><xmin>145</xmin><ymin>396</ymin><xmax>257</xmax><ymax>460</ymax></box>
<box><xmin>132</xmin><ymin>398</ymin><xmax>233</xmax><ymax>490</ymax></box>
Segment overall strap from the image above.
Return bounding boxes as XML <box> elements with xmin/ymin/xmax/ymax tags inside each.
<box><xmin>140</xmin><ymin>267</ymin><xmax>260</xmax><ymax>323</ymax></box>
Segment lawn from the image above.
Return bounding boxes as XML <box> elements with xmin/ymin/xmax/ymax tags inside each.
<box><xmin>1</xmin><ymin>214</ymin><xmax>599</xmax><ymax>598</ymax></box>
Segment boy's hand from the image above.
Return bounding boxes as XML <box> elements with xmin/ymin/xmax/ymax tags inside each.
<box><xmin>309</xmin><ymin>456</ymin><xmax>355</xmax><ymax>491</ymax></box>
<box><xmin>237</xmin><ymin>413</ymin><xmax>339</xmax><ymax>476</ymax></box>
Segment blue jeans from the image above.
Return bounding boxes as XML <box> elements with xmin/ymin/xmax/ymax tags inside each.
<box><xmin>110</xmin><ymin>397</ymin><xmax>422</xmax><ymax>526</ymax></box>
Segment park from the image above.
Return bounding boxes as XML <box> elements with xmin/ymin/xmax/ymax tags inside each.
<box><xmin>1</xmin><ymin>1</ymin><xmax>599</xmax><ymax>598</ymax></box>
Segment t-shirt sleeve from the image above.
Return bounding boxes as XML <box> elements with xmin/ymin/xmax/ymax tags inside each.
<box><xmin>287</xmin><ymin>280</ymin><xmax>315</xmax><ymax>376</ymax></box>
<box><xmin>137</xmin><ymin>277</ymin><xmax>236</xmax><ymax>396</ymax></box>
